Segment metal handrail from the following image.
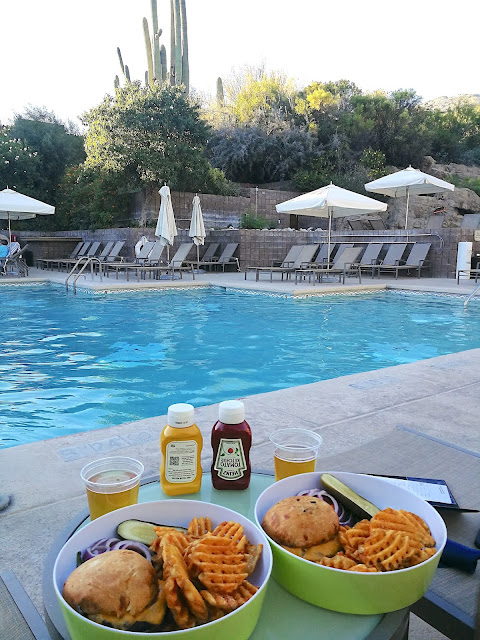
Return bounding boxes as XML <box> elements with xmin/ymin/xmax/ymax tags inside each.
<box><xmin>65</xmin><ymin>256</ymin><xmax>103</xmax><ymax>293</ymax></box>
<box><xmin>464</xmin><ymin>283</ymin><xmax>480</xmax><ymax>309</ymax></box>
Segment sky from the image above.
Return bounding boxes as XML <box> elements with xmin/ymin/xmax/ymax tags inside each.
<box><xmin>1</xmin><ymin>0</ymin><xmax>478</xmax><ymax>128</ymax></box>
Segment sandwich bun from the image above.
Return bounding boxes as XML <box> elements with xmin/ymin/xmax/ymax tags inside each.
<box><xmin>262</xmin><ymin>496</ymin><xmax>339</xmax><ymax>548</ymax></box>
<box><xmin>62</xmin><ymin>549</ymin><xmax>165</xmax><ymax>630</ymax></box>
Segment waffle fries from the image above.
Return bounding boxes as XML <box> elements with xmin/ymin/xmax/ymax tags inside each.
<box><xmin>320</xmin><ymin>508</ymin><xmax>436</xmax><ymax>573</ymax></box>
<box><xmin>149</xmin><ymin>516</ymin><xmax>262</xmax><ymax>630</ymax></box>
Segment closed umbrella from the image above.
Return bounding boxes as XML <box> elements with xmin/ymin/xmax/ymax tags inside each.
<box><xmin>189</xmin><ymin>195</ymin><xmax>206</xmax><ymax>270</ymax></box>
<box><xmin>276</xmin><ymin>183</ymin><xmax>387</xmax><ymax>268</ymax></box>
<box><xmin>0</xmin><ymin>188</ymin><xmax>55</xmax><ymax>246</ymax></box>
<box><xmin>365</xmin><ymin>166</ymin><xmax>454</xmax><ymax>229</ymax></box>
<box><xmin>155</xmin><ymin>185</ymin><xmax>177</xmax><ymax>261</ymax></box>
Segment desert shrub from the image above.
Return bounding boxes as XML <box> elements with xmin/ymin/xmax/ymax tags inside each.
<box><xmin>240</xmin><ymin>210</ymin><xmax>275</xmax><ymax>229</ymax></box>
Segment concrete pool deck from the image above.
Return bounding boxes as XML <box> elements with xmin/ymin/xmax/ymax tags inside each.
<box><xmin>0</xmin><ymin>269</ymin><xmax>479</xmax><ymax>639</ymax></box>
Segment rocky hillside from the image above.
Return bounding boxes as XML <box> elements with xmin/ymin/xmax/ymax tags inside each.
<box><xmin>423</xmin><ymin>94</ymin><xmax>480</xmax><ymax>112</ymax></box>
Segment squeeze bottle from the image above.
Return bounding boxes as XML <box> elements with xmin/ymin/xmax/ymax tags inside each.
<box><xmin>160</xmin><ymin>403</ymin><xmax>203</xmax><ymax>495</ymax></box>
<box><xmin>211</xmin><ymin>400</ymin><xmax>251</xmax><ymax>490</ymax></box>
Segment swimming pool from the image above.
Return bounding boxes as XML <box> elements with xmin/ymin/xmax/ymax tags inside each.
<box><xmin>1</xmin><ymin>285</ymin><xmax>479</xmax><ymax>448</ymax></box>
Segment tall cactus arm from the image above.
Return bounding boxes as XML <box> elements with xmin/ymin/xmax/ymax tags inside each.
<box><xmin>125</xmin><ymin>65</ymin><xmax>131</xmax><ymax>82</ymax></box>
<box><xmin>114</xmin><ymin>75</ymin><xmax>120</xmax><ymax>89</ymax></box>
<box><xmin>117</xmin><ymin>47</ymin><xmax>125</xmax><ymax>75</ymax></box>
<box><xmin>170</xmin><ymin>0</ymin><xmax>176</xmax><ymax>84</ymax></box>
<box><xmin>154</xmin><ymin>33</ymin><xmax>162</xmax><ymax>82</ymax></box>
<box><xmin>217</xmin><ymin>77</ymin><xmax>224</xmax><ymax>105</ymax></box>
<box><xmin>160</xmin><ymin>45</ymin><xmax>167</xmax><ymax>82</ymax></box>
<box><xmin>151</xmin><ymin>0</ymin><xmax>159</xmax><ymax>35</ymax></box>
<box><xmin>174</xmin><ymin>0</ymin><xmax>182</xmax><ymax>85</ymax></box>
<box><xmin>143</xmin><ymin>17</ymin><xmax>154</xmax><ymax>86</ymax></box>
<box><xmin>179</xmin><ymin>0</ymin><xmax>189</xmax><ymax>93</ymax></box>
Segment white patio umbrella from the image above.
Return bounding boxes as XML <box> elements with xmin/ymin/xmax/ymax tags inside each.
<box><xmin>0</xmin><ymin>188</ymin><xmax>55</xmax><ymax>246</ymax></box>
<box><xmin>365</xmin><ymin>166</ymin><xmax>454</xmax><ymax>230</ymax></box>
<box><xmin>276</xmin><ymin>183</ymin><xmax>387</xmax><ymax>268</ymax></box>
<box><xmin>155</xmin><ymin>185</ymin><xmax>177</xmax><ymax>261</ymax></box>
<box><xmin>189</xmin><ymin>195</ymin><xmax>206</xmax><ymax>269</ymax></box>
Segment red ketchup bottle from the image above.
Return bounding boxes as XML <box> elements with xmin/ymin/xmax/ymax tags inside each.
<box><xmin>211</xmin><ymin>400</ymin><xmax>251</xmax><ymax>490</ymax></box>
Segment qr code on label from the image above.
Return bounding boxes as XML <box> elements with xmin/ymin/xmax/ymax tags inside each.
<box><xmin>170</xmin><ymin>456</ymin><xmax>180</xmax><ymax>466</ymax></box>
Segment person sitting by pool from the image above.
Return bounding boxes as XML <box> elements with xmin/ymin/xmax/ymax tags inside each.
<box><xmin>0</xmin><ymin>240</ymin><xmax>9</xmax><ymax>275</ymax></box>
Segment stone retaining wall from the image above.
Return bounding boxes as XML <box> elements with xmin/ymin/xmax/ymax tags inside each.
<box><xmin>16</xmin><ymin>227</ymin><xmax>479</xmax><ymax>279</ymax></box>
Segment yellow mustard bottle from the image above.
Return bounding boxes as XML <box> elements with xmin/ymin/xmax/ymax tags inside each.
<box><xmin>160</xmin><ymin>403</ymin><xmax>203</xmax><ymax>496</ymax></box>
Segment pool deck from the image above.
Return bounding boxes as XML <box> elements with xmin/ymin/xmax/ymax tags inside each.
<box><xmin>1</xmin><ymin>268</ymin><xmax>479</xmax><ymax>639</ymax></box>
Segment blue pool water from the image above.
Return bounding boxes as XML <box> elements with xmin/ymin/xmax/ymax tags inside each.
<box><xmin>1</xmin><ymin>285</ymin><xmax>479</xmax><ymax>448</ymax></box>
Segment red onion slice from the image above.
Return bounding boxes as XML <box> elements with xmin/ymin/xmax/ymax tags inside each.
<box><xmin>111</xmin><ymin>540</ymin><xmax>152</xmax><ymax>562</ymax></box>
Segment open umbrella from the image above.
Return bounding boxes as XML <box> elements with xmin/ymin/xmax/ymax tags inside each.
<box><xmin>189</xmin><ymin>195</ymin><xmax>206</xmax><ymax>270</ymax></box>
<box><xmin>365</xmin><ymin>166</ymin><xmax>454</xmax><ymax>229</ymax></box>
<box><xmin>0</xmin><ymin>188</ymin><xmax>55</xmax><ymax>246</ymax></box>
<box><xmin>276</xmin><ymin>183</ymin><xmax>387</xmax><ymax>268</ymax></box>
<box><xmin>155</xmin><ymin>185</ymin><xmax>177</xmax><ymax>261</ymax></box>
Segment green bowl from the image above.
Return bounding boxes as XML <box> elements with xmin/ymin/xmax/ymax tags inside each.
<box><xmin>54</xmin><ymin>500</ymin><xmax>272</xmax><ymax>640</ymax></box>
<box><xmin>255</xmin><ymin>471</ymin><xmax>447</xmax><ymax>615</ymax></box>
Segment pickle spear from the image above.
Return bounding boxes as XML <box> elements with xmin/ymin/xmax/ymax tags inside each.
<box><xmin>321</xmin><ymin>473</ymin><xmax>380</xmax><ymax>519</ymax></box>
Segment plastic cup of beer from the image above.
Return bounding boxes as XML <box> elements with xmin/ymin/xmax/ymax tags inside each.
<box><xmin>80</xmin><ymin>456</ymin><xmax>144</xmax><ymax>520</ymax></box>
<box><xmin>270</xmin><ymin>428</ymin><xmax>323</xmax><ymax>481</ymax></box>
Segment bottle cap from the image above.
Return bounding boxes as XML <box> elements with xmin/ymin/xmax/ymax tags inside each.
<box><xmin>168</xmin><ymin>403</ymin><xmax>195</xmax><ymax>428</ymax></box>
<box><xmin>218</xmin><ymin>400</ymin><xmax>245</xmax><ymax>424</ymax></box>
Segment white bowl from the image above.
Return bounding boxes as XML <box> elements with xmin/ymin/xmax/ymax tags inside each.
<box><xmin>54</xmin><ymin>500</ymin><xmax>272</xmax><ymax>640</ymax></box>
<box><xmin>254</xmin><ymin>471</ymin><xmax>447</xmax><ymax>614</ymax></box>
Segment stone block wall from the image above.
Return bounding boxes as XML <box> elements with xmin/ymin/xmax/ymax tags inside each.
<box><xmin>15</xmin><ymin>226</ymin><xmax>479</xmax><ymax>279</ymax></box>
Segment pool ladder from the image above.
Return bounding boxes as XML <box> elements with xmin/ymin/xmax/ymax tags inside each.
<box><xmin>464</xmin><ymin>283</ymin><xmax>480</xmax><ymax>309</ymax></box>
<box><xmin>65</xmin><ymin>257</ymin><xmax>103</xmax><ymax>294</ymax></box>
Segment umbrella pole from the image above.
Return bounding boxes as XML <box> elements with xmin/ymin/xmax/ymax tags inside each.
<box><xmin>405</xmin><ymin>187</ymin><xmax>410</xmax><ymax>230</ymax></box>
<box><xmin>8</xmin><ymin>212</ymin><xmax>12</xmax><ymax>247</ymax></box>
<box><xmin>196</xmin><ymin>244</ymin><xmax>200</xmax><ymax>272</ymax></box>
<box><xmin>327</xmin><ymin>209</ymin><xmax>332</xmax><ymax>271</ymax></box>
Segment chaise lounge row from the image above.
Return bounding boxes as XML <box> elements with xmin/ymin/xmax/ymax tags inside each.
<box><xmin>245</xmin><ymin>242</ymin><xmax>432</xmax><ymax>283</ymax></box>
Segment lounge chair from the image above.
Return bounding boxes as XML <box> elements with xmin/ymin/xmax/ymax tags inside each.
<box><xmin>106</xmin><ymin>241</ymin><xmax>156</xmax><ymax>278</ymax></box>
<box><xmin>375</xmin><ymin>243</ymin><xmax>431</xmax><ymax>279</ymax></box>
<box><xmin>103</xmin><ymin>241</ymin><xmax>125</xmax><ymax>263</ymax></box>
<box><xmin>457</xmin><ymin>260</ymin><xmax>480</xmax><ymax>284</ymax></box>
<box><xmin>1</xmin><ymin>569</ymin><xmax>51</xmax><ymax>639</ymax></box>
<box><xmin>245</xmin><ymin>244</ymin><xmax>305</xmax><ymax>281</ymax></box>
<box><xmin>348</xmin><ymin>219</ymin><xmax>366</xmax><ymax>231</ymax></box>
<box><xmin>295</xmin><ymin>246</ymin><xmax>363</xmax><ymax>284</ymax></box>
<box><xmin>60</xmin><ymin>241</ymin><xmax>101</xmax><ymax>271</ymax></box>
<box><xmin>37</xmin><ymin>241</ymin><xmax>88</xmax><ymax>270</ymax></box>
<box><xmin>353</xmin><ymin>243</ymin><xmax>384</xmax><ymax>275</ymax></box>
<box><xmin>200</xmin><ymin>243</ymin><xmax>220</xmax><ymax>262</ymax></box>
<box><xmin>367</xmin><ymin>218</ymin><xmax>387</xmax><ymax>230</ymax></box>
<box><xmin>1</xmin><ymin>244</ymin><xmax>29</xmax><ymax>277</ymax></box>
<box><xmin>266</xmin><ymin>244</ymin><xmax>320</xmax><ymax>281</ymax></box>
<box><xmin>126</xmin><ymin>243</ymin><xmax>195</xmax><ymax>281</ymax></box>
<box><xmin>196</xmin><ymin>243</ymin><xmax>240</xmax><ymax>272</ymax></box>
<box><xmin>370</xmin><ymin>243</ymin><xmax>407</xmax><ymax>278</ymax></box>
<box><xmin>92</xmin><ymin>241</ymin><xmax>126</xmax><ymax>274</ymax></box>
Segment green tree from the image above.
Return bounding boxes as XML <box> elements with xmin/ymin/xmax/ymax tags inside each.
<box><xmin>430</xmin><ymin>103</ymin><xmax>480</xmax><ymax>164</ymax></box>
<box><xmin>82</xmin><ymin>82</ymin><xmax>213</xmax><ymax>219</ymax></box>
<box><xmin>208</xmin><ymin>126</ymin><xmax>319</xmax><ymax>183</ymax></box>
<box><xmin>0</xmin><ymin>130</ymin><xmax>42</xmax><ymax>194</ymax></box>
<box><xmin>9</xmin><ymin>107</ymin><xmax>85</xmax><ymax>204</ymax></box>
<box><xmin>342</xmin><ymin>89</ymin><xmax>432</xmax><ymax>167</ymax></box>
<box><xmin>226</xmin><ymin>69</ymin><xmax>297</xmax><ymax>133</ymax></box>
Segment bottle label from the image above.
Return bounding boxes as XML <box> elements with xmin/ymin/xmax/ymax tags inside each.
<box><xmin>165</xmin><ymin>440</ymin><xmax>198</xmax><ymax>483</ymax></box>
<box><xmin>213</xmin><ymin>438</ymin><xmax>247</xmax><ymax>481</ymax></box>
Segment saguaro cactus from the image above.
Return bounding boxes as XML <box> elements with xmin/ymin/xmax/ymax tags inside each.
<box><xmin>116</xmin><ymin>0</ymin><xmax>189</xmax><ymax>92</ymax></box>
<box><xmin>143</xmin><ymin>18</ymin><xmax>154</xmax><ymax>86</ymax></box>
<box><xmin>217</xmin><ymin>77</ymin><xmax>224</xmax><ymax>105</ymax></box>
<box><xmin>179</xmin><ymin>0</ymin><xmax>189</xmax><ymax>93</ymax></box>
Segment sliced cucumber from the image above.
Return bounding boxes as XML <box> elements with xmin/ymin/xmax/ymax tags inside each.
<box><xmin>321</xmin><ymin>473</ymin><xmax>380</xmax><ymax>519</ymax></box>
<box><xmin>116</xmin><ymin>519</ymin><xmax>187</xmax><ymax>545</ymax></box>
